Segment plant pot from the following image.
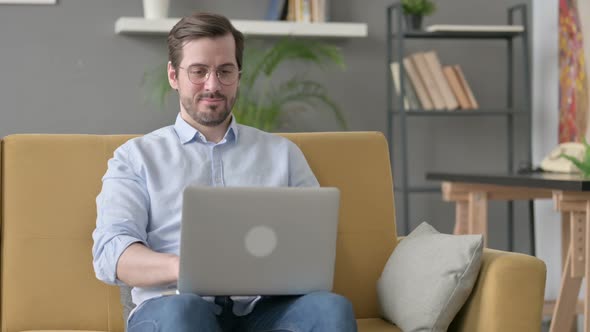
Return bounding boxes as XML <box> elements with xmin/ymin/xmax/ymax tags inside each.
<box><xmin>143</xmin><ymin>0</ymin><xmax>170</xmax><ymax>19</ymax></box>
<box><xmin>404</xmin><ymin>14</ymin><xmax>423</xmax><ymax>31</ymax></box>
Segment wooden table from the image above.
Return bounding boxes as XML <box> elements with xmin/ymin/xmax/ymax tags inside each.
<box><xmin>426</xmin><ymin>171</ymin><xmax>590</xmax><ymax>332</ymax></box>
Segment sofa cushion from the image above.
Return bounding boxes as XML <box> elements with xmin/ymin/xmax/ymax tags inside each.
<box><xmin>377</xmin><ymin>222</ymin><xmax>483</xmax><ymax>332</ymax></box>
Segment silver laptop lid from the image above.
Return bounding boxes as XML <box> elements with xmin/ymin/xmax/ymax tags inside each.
<box><xmin>178</xmin><ymin>186</ymin><xmax>340</xmax><ymax>296</ymax></box>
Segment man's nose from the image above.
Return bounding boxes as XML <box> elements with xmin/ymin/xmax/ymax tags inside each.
<box><xmin>203</xmin><ymin>71</ymin><xmax>221</xmax><ymax>90</ymax></box>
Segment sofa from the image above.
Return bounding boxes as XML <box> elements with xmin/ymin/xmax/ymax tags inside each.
<box><xmin>0</xmin><ymin>132</ymin><xmax>545</xmax><ymax>332</ymax></box>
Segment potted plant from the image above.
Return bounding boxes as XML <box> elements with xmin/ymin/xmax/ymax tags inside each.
<box><xmin>401</xmin><ymin>0</ymin><xmax>436</xmax><ymax>30</ymax></box>
<box><xmin>143</xmin><ymin>38</ymin><xmax>347</xmax><ymax>131</ymax></box>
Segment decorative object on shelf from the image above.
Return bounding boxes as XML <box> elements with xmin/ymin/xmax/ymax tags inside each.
<box><xmin>540</xmin><ymin>142</ymin><xmax>585</xmax><ymax>173</ymax></box>
<box><xmin>401</xmin><ymin>0</ymin><xmax>436</xmax><ymax>30</ymax></box>
<box><xmin>143</xmin><ymin>0</ymin><xmax>170</xmax><ymax>19</ymax></box>
<box><xmin>143</xmin><ymin>38</ymin><xmax>347</xmax><ymax>131</ymax></box>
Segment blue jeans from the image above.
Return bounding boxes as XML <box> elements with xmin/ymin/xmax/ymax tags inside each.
<box><xmin>128</xmin><ymin>291</ymin><xmax>358</xmax><ymax>332</ymax></box>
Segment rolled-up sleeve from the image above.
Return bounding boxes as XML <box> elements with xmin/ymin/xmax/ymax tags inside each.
<box><xmin>92</xmin><ymin>143</ymin><xmax>150</xmax><ymax>285</ymax></box>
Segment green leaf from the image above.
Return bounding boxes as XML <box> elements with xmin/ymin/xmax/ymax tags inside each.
<box><xmin>269</xmin><ymin>78</ymin><xmax>348</xmax><ymax>130</ymax></box>
<box><xmin>142</xmin><ymin>63</ymin><xmax>171</xmax><ymax>108</ymax></box>
<box><xmin>560</xmin><ymin>153</ymin><xmax>590</xmax><ymax>177</ymax></box>
<box><xmin>581</xmin><ymin>137</ymin><xmax>590</xmax><ymax>166</ymax></box>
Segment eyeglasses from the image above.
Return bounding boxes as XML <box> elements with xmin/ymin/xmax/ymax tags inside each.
<box><xmin>178</xmin><ymin>65</ymin><xmax>241</xmax><ymax>86</ymax></box>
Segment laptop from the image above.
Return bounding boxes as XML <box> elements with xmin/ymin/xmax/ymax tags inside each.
<box><xmin>178</xmin><ymin>186</ymin><xmax>340</xmax><ymax>296</ymax></box>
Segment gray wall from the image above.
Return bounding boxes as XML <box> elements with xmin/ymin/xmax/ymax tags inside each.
<box><xmin>532</xmin><ymin>0</ymin><xmax>558</xmax><ymax>313</ymax></box>
<box><xmin>0</xmin><ymin>0</ymin><xmax>532</xmax><ymax>251</ymax></box>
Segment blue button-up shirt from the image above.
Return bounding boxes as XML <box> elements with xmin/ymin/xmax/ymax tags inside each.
<box><xmin>92</xmin><ymin>114</ymin><xmax>319</xmax><ymax>316</ymax></box>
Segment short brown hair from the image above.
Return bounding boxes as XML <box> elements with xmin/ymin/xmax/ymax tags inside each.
<box><xmin>167</xmin><ymin>12</ymin><xmax>244</xmax><ymax>72</ymax></box>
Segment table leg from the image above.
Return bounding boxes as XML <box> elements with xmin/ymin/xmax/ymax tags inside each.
<box><xmin>468</xmin><ymin>191</ymin><xmax>488</xmax><ymax>246</ymax></box>
<box><xmin>563</xmin><ymin>212</ymin><xmax>578</xmax><ymax>332</ymax></box>
<box><xmin>550</xmin><ymin>244</ymin><xmax>583</xmax><ymax>332</ymax></box>
<box><xmin>570</xmin><ymin>212</ymin><xmax>585</xmax><ymax>280</ymax></box>
<box><xmin>585</xmin><ymin>202</ymin><xmax>590</xmax><ymax>332</ymax></box>
<box><xmin>454</xmin><ymin>201</ymin><xmax>468</xmax><ymax>235</ymax></box>
<box><xmin>551</xmin><ymin>210</ymin><xmax>586</xmax><ymax>332</ymax></box>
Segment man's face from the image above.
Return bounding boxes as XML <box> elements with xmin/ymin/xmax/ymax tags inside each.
<box><xmin>168</xmin><ymin>34</ymin><xmax>239</xmax><ymax>128</ymax></box>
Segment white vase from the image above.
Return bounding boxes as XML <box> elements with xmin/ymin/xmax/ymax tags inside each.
<box><xmin>143</xmin><ymin>0</ymin><xmax>170</xmax><ymax>19</ymax></box>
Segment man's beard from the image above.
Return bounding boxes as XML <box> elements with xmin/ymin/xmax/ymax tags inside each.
<box><xmin>181</xmin><ymin>90</ymin><xmax>236</xmax><ymax>127</ymax></box>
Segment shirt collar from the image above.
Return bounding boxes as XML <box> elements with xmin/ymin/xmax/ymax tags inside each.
<box><xmin>174</xmin><ymin>113</ymin><xmax>239</xmax><ymax>144</ymax></box>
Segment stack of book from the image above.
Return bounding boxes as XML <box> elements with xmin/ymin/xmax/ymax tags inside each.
<box><xmin>390</xmin><ymin>51</ymin><xmax>479</xmax><ymax>111</ymax></box>
<box><xmin>265</xmin><ymin>0</ymin><xmax>328</xmax><ymax>23</ymax></box>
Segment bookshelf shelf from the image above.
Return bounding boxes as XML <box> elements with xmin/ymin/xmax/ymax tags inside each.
<box><xmin>397</xmin><ymin>30</ymin><xmax>524</xmax><ymax>40</ymax></box>
<box><xmin>390</xmin><ymin>109</ymin><xmax>530</xmax><ymax>116</ymax></box>
<box><xmin>386</xmin><ymin>3</ymin><xmax>531</xmax><ymax>240</ymax></box>
<box><xmin>115</xmin><ymin>17</ymin><xmax>368</xmax><ymax>38</ymax></box>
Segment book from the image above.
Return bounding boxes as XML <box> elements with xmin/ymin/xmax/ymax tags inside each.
<box><xmin>402</xmin><ymin>65</ymin><xmax>421</xmax><ymax>110</ymax></box>
<box><xmin>443</xmin><ymin>66</ymin><xmax>471</xmax><ymax>109</ymax></box>
<box><xmin>390</xmin><ymin>62</ymin><xmax>411</xmax><ymax>110</ymax></box>
<box><xmin>391</xmin><ymin>63</ymin><xmax>420</xmax><ymax>110</ymax></box>
<box><xmin>425</xmin><ymin>24</ymin><xmax>524</xmax><ymax>33</ymax></box>
<box><xmin>403</xmin><ymin>57</ymin><xmax>433</xmax><ymax>110</ymax></box>
<box><xmin>320</xmin><ymin>0</ymin><xmax>329</xmax><ymax>22</ymax></box>
<box><xmin>311</xmin><ymin>0</ymin><xmax>319</xmax><ymax>22</ymax></box>
<box><xmin>301</xmin><ymin>0</ymin><xmax>311</xmax><ymax>22</ymax></box>
<box><xmin>265</xmin><ymin>0</ymin><xmax>288</xmax><ymax>21</ymax></box>
<box><xmin>294</xmin><ymin>0</ymin><xmax>302</xmax><ymax>21</ymax></box>
<box><xmin>280</xmin><ymin>0</ymin><xmax>289</xmax><ymax>20</ymax></box>
<box><xmin>293</xmin><ymin>0</ymin><xmax>310</xmax><ymax>22</ymax></box>
<box><xmin>311</xmin><ymin>0</ymin><xmax>327</xmax><ymax>22</ymax></box>
<box><xmin>453</xmin><ymin>65</ymin><xmax>479</xmax><ymax>109</ymax></box>
<box><xmin>411</xmin><ymin>52</ymin><xmax>446</xmax><ymax>110</ymax></box>
<box><xmin>423</xmin><ymin>51</ymin><xmax>459</xmax><ymax>110</ymax></box>
<box><xmin>287</xmin><ymin>0</ymin><xmax>296</xmax><ymax>21</ymax></box>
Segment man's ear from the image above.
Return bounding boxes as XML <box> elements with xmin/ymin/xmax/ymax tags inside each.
<box><xmin>167</xmin><ymin>61</ymin><xmax>179</xmax><ymax>90</ymax></box>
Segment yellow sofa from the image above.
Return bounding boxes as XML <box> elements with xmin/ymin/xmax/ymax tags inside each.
<box><xmin>0</xmin><ymin>132</ymin><xmax>545</xmax><ymax>332</ymax></box>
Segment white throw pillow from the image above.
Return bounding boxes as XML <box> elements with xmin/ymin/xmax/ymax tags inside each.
<box><xmin>377</xmin><ymin>222</ymin><xmax>483</xmax><ymax>332</ymax></box>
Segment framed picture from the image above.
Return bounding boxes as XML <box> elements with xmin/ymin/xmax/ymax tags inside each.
<box><xmin>0</xmin><ymin>0</ymin><xmax>56</xmax><ymax>3</ymax></box>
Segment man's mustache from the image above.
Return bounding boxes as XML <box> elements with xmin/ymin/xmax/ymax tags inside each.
<box><xmin>198</xmin><ymin>92</ymin><xmax>226</xmax><ymax>100</ymax></box>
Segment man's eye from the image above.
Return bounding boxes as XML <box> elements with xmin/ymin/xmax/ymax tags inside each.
<box><xmin>191</xmin><ymin>70</ymin><xmax>207</xmax><ymax>76</ymax></box>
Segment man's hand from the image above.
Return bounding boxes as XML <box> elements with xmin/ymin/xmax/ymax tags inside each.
<box><xmin>116</xmin><ymin>243</ymin><xmax>179</xmax><ymax>287</ymax></box>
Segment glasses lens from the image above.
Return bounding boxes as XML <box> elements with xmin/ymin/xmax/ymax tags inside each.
<box><xmin>217</xmin><ymin>67</ymin><xmax>239</xmax><ymax>85</ymax></box>
<box><xmin>187</xmin><ymin>66</ymin><xmax>209</xmax><ymax>84</ymax></box>
<box><xmin>186</xmin><ymin>65</ymin><xmax>239</xmax><ymax>85</ymax></box>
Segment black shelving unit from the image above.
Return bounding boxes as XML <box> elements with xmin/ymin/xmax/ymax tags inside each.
<box><xmin>386</xmin><ymin>3</ymin><xmax>532</xmax><ymax>252</ymax></box>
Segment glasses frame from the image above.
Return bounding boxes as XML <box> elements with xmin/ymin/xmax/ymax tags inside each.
<box><xmin>178</xmin><ymin>65</ymin><xmax>241</xmax><ymax>86</ymax></box>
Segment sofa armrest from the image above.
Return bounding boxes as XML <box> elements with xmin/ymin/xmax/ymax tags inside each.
<box><xmin>450</xmin><ymin>248</ymin><xmax>546</xmax><ymax>332</ymax></box>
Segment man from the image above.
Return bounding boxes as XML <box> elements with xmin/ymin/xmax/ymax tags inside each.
<box><xmin>92</xmin><ymin>12</ymin><xmax>357</xmax><ymax>332</ymax></box>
